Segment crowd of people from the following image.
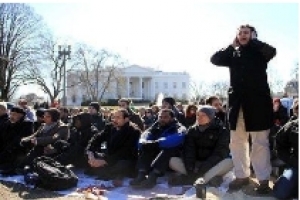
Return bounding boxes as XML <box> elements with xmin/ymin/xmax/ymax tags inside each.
<box><xmin>0</xmin><ymin>24</ymin><xmax>298</xmax><ymax>199</ymax></box>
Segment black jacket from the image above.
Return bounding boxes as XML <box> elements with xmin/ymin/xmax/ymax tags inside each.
<box><xmin>184</xmin><ymin>119</ymin><xmax>230</xmax><ymax>175</ymax></box>
<box><xmin>86</xmin><ymin>122</ymin><xmax>141</xmax><ymax>165</ymax></box>
<box><xmin>0</xmin><ymin>118</ymin><xmax>34</xmax><ymax>155</ymax></box>
<box><xmin>91</xmin><ymin>114</ymin><xmax>106</xmax><ymax>132</ymax></box>
<box><xmin>273</xmin><ymin>105</ymin><xmax>289</xmax><ymax>126</ymax></box>
<box><xmin>128</xmin><ymin>109</ymin><xmax>144</xmax><ymax>131</ymax></box>
<box><xmin>54</xmin><ymin>113</ymin><xmax>99</xmax><ymax>167</ymax></box>
<box><xmin>276</xmin><ymin>119</ymin><xmax>298</xmax><ymax>168</ymax></box>
<box><xmin>211</xmin><ymin>39</ymin><xmax>276</xmax><ymax>131</ymax></box>
<box><xmin>184</xmin><ymin>115</ymin><xmax>196</xmax><ymax>129</ymax></box>
<box><xmin>0</xmin><ymin>113</ymin><xmax>9</xmax><ymax>128</ymax></box>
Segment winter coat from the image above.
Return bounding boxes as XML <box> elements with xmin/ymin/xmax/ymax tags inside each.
<box><xmin>0</xmin><ymin>118</ymin><xmax>34</xmax><ymax>159</ymax></box>
<box><xmin>273</xmin><ymin>105</ymin><xmax>289</xmax><ymax>126</ymax></box>
<box><xmin>184</xmin><ymin>119</ymin><xmax>230</xmax><ymax>174</ymax></box>
<box><xmin>55</xmin><ymin>113</ymin><xmax>99</xmax><ymax>167</ymax></box>
<box><xmin>276</xmin><ymin>119</ymin><xmax>298</xmax><ymax>168</ymax></box>
<box><xmin>22</xmin><ymin>121</ymin><xmax>69</xmax><ymax>146</ymax></box>
<box><xmin>184</xmin><ymin>115</ymin><xmax>196</xmax><ymax>129</ymax></box>
<box><xmin>143</xmin><ymin>115</ymin><xmax>156</xmax><ymax>130</ymax></box>
<box><xmin>211</xmin><ymin>39</ymin><xmax>276</xmax><ymax>131</ymax></box>
<box><xmin>139</xmin><ymin>120</ymin><xmax>187</xmax><ymax>149</ymax></box>
<box><xmin>172</xmin><ymin>107</ymin><xmax>186</xmax><ymax>126</ymax></box>
<box><xmin>0</xmin><ymin>113</ymin><xmax>9</xmax><ymax>128</ymax></box>
<box><xmin>91</xmin><ymin>114</ymin><xmax>106</xmax><ymax>132</ymax></box>
<box><xmin>86</xmin><ymin>122</ymin><xmax>141</xmax><ymax>165</ymax></box>
<box><xmin>128</xmin><ymin>109</ymin><xmax>144</xmax><ymax>131</ymax></box>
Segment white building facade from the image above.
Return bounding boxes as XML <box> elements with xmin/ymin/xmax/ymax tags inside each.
<box><xmin>66</xmin><ymin>65</ymin><xmax>190</xmax><ymax>106</ymax></box>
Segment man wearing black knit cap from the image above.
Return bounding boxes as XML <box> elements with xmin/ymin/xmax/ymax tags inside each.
<box><xmin>0</xmin><ymin>106</ymin><xmax>34</xmax><ymax>174</ymax></box>
<box><xmin>88</xmin><ymin>102</ymin><xmax>105</xmax><ymax>132</ymax></box>
<box><xmin>162</xmin><ymin>97</ymin><xmax>185</xmax><ymax>126</ymax></box>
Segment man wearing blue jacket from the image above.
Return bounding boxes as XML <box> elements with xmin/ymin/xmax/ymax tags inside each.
<box><xmin>130</xmin><ymin>109</ymin><xmax>186</xmax><ymax>189</ymax></box>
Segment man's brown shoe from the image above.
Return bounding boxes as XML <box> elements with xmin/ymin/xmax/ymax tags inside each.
<box><xmin>229</xmin><ymin>177</ymin><xmax>250</xmax><ymax>191</ymax></box>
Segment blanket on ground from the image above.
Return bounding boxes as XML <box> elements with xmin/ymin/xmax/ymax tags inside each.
<box><xmin>0</xmin><ymin>170</ymin><xmax>276</xmax><ymax>200</ymax></box>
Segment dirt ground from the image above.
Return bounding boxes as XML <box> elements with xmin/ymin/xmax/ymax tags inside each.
<box><xmin>0</xmin><ymin>180</ymin><xmax>84</xmax><ymax>200</ymax></box>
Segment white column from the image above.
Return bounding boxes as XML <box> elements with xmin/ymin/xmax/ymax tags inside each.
<box><xmin>151</xmin><ymin>78</ymin><xmax>155</xmax><ymax>101</ymax></box>
<box><xmin>147</xmin><ymin>79</ymin><xmax>150</xmax><ymax>99</ymax></box>
<box><xmin>127</xmin><ymin>77</ymin><xmax>130</xmax><ymax>97</ymax></box>
<box><xmin>139</xmin><ymin>77</ymin><xmax>143</xmax><ymax>99</ymax></box>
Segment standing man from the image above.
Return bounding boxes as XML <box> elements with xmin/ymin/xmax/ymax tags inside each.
<box><xmin>211</xmin><ymin>24</ymin><xmax>276</xmax><ymax>194</ymax></box>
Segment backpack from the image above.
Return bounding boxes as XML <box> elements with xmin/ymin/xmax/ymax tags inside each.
<box><xmin>31</xmin><ymin>156</ymin><xmax>78</xmax><ymax>191</ymax></box>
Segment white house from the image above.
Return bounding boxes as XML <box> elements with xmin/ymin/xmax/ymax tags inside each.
<box><xmin>66</xmin><ymin>65</ymin><xmax>190</xmax><ymax>106</ymax></box>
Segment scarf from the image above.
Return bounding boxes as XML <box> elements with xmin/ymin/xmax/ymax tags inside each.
<box><xmin>42</xmin><ymin>122</ymin><xmax>57</xmax><ymax>133</ymax></box>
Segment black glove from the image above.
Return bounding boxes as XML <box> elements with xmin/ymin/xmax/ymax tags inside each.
<box><xmin>53</xmin><ymin>140</ymin><xmax>70</xmax><ymax>152</ymax></box>
<box><xmin>141</xmin><ymin>140</ymin><xmax>159</xmax><ymax>151</ymax></box>
<box><xmin>20</xmin><ymin>139</ymin><xmax>34</xmax><ymax>149</ymax></box>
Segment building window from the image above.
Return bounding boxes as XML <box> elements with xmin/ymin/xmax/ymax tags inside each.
<box><xmin>142</xmin><ymin>82</ymin><xmax>144</xmax><ymax>89</ymax></box>
<box><xmin>72</xmin><ymin>94</ymin><xmax>76</xmax><ymax>103</ymax></box>
<box><xmin>182</xmin><ymin>93</ymin><xmax>187</xmax><ymax>100</ymax></box>
<box><xmin>182</xmin><ymin>82</ymin><xmax>186</xmax><ymax>89</ymax></box>
<box><xmin>164</xmin><ymin>82</ymin><xmax>168</xmax><ymax>89</ymax></box>
<box><xmin>155</xmin><ymin>82</ymin><xmax>158</xmax><ymax>89</ymax></box>
<box><xmin>173</xmin><ymin>82</ymin><xmax>177</xmax><ymax>89</ymax></box>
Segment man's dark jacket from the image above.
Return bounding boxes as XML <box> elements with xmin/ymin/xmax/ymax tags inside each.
<box><xmin>0</xmin><ymin>118</ymin><xmax>34</xmax><ymax>161</ymax></box>
<box><xmin>184</xmin><ymin>119</ymin><xmax>230</xmax><ymax>175</ymax></box>
<box><xmin>211</xmin><ymin>39</ymin><xmax>276</xmax><ymax>131</ymax></box>
<box><xmin>128</xmin><ymin>109</ymin><xmax>144</xmax><ymax>131</ymax></box>
<box><xmin>0</xmin><ymin>113</ymin><xmax>9</xmax><ymax>128</ymax></box>
<box><xmin>55</xmin><ymin>113</ymin><xmax>98</xmax><ymax>166</ymax></box>
<box><xmin>276</xmin><ymin>119</ymin><xmax>298</xmax><ymax>168</ymax></box>
<box><xmin>86</xmin><ymin>122</ymin><xmax>141</xmax><ymax>165</ymax></box>
<box><xmin>91</xmin><ymin>114</ymin><xmax>106</xmax><ymax>132</ymax></box>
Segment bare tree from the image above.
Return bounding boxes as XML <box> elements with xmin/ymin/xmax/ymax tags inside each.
<box><xmin>267</xmin><ymin>67</ymin><xmax>285</xmax><ymax>94</ymax></box>
<box><xmin>24</xmin><ymin>35</ymin><xmax>79</xmax><ymax>104</ymax></box>
<box><xmin>291</xmin><ymin>62</ymin><xmax>299</xmax><ymax>79</ymax></box>
<box><xmin>71</xmin><ymin>44</ymin><xmax>126</xmax><ymax>102</ymax></box>
<box><xmin>208</xmin><ymin>80</ymin><xmax>230</xmax><ymax>99</ymax></box>
<box><xmin>189</xmin><ymin>81</ymin><xmax>209</xmax><ymax>102</ymax></box>
<box><xmin>0</xmin><ymin>3</ymin><xmax>46</xmax><ymax>101</ymax></box>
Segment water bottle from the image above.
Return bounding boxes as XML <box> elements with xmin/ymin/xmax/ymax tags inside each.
<box><xmin>194</xmin><ymin>177</ymin><xmax>206</xmax><ymax>199</ymax></box>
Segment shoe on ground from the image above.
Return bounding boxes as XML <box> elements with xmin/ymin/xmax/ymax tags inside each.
<box><xmin>129</xmin><ymin>175</ymin><xmax>146</xmax><ymax>186</ymax></box>
<box><xmin>229</xmin><ymin>177</ymin><xmax>250</xmax><ymax>191</ymax></box>
<box><xmin>255</xmin><ymin>180</ymin><xmax>271</xmax><ymax>195</ymax></box>
<box><xmin>136</xmin><ymin>175</ymin><xmax>157</xmax><ymax>189</ymax></box>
